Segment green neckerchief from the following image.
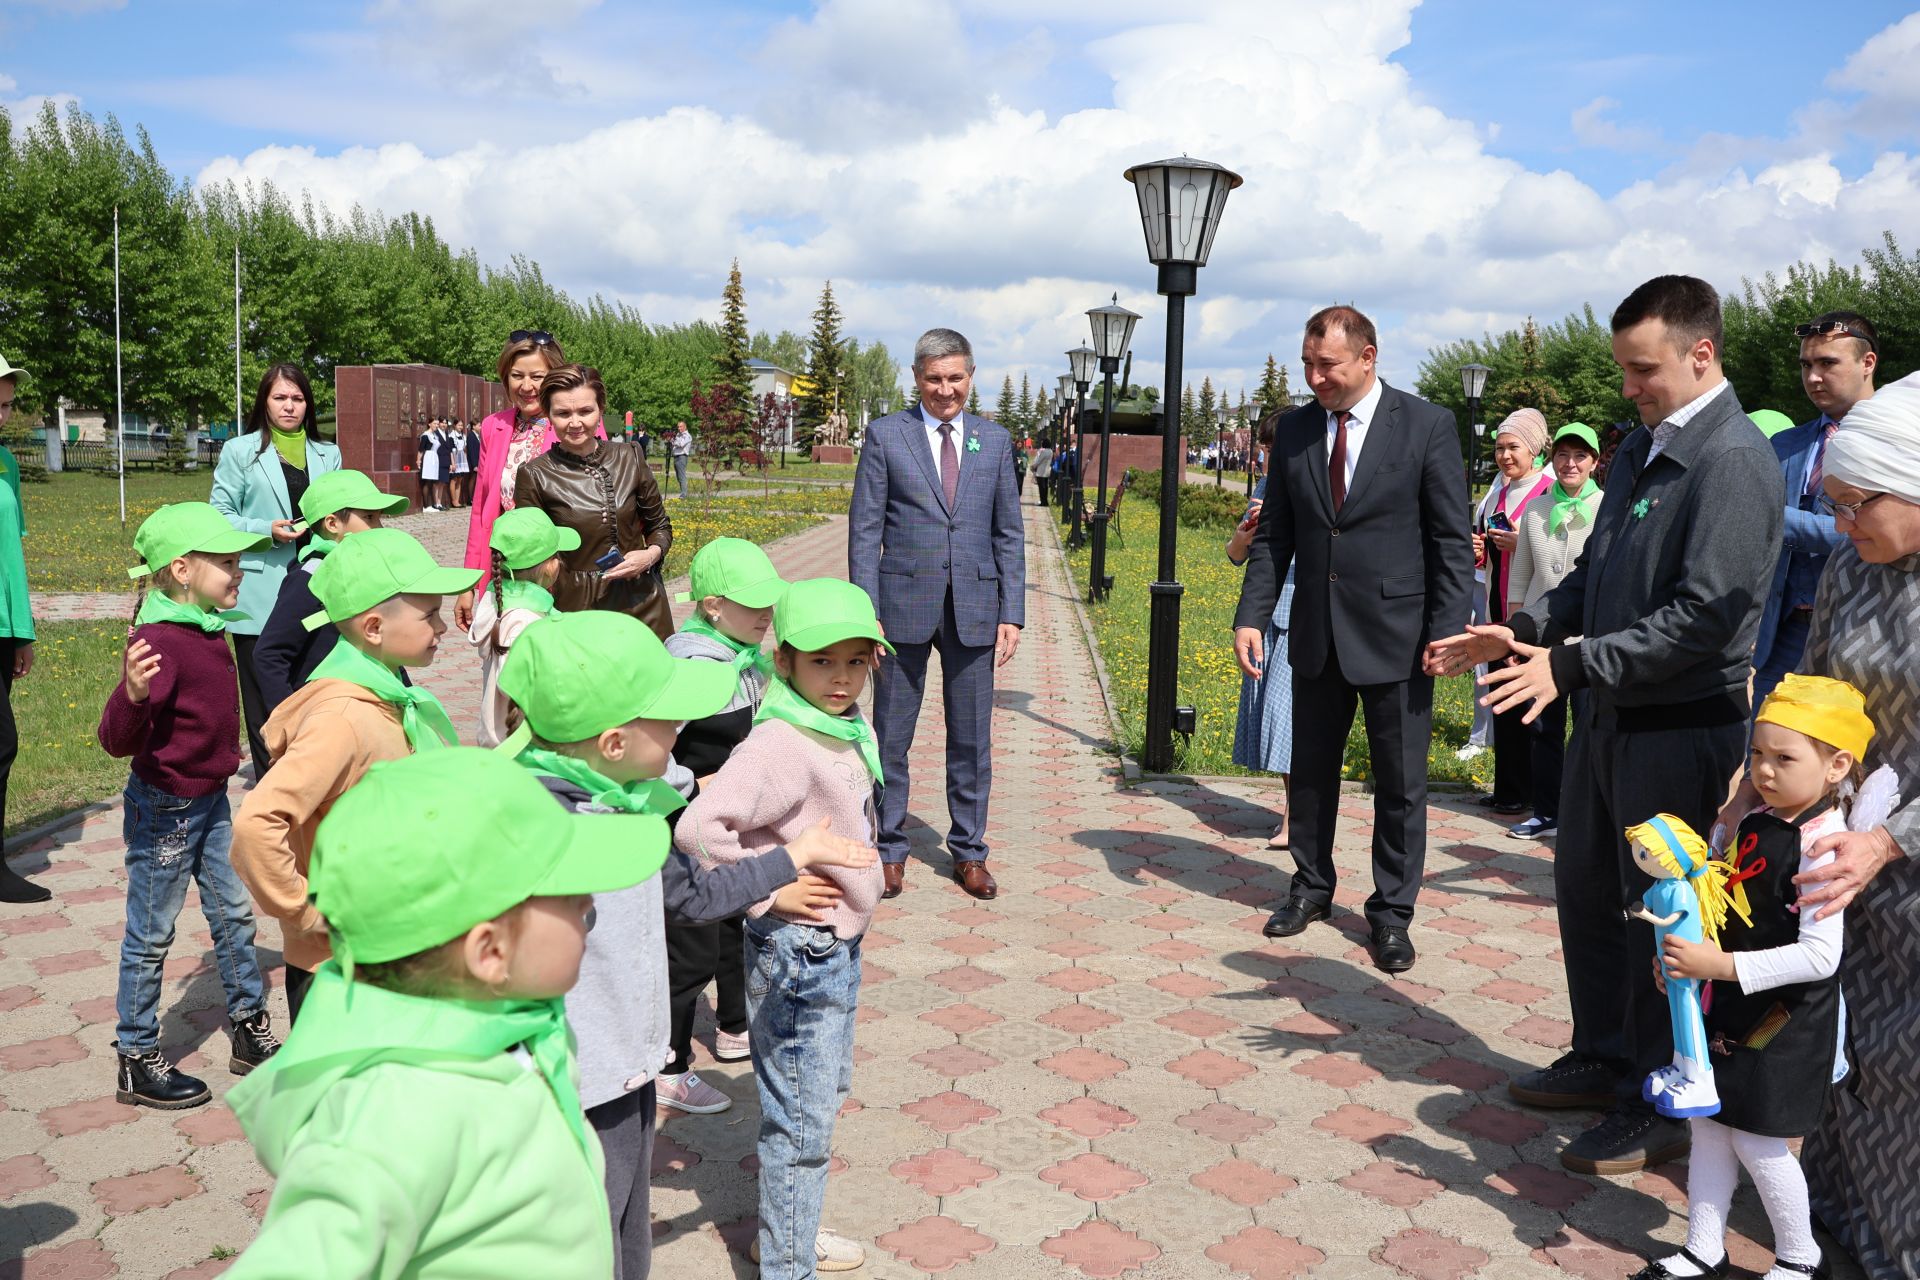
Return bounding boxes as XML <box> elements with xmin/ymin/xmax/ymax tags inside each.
<box><xmin>232</xmin><ymin>961</ymin><xmax>595</xmax><ymax>1164</ymax></box>
<box><xmin>680</xmin><ymin>614</ymin><xmax>774</xmax><ymax>681</ymax></box>
<box><xmin>515</xmin><ymin>743</ymin><xmax>685</xmax><ymax>817</ymax></box>
<box><xmin>755</xmin><ymin>675</ymin><xmax>883</xmax><ymax>784</ymax></box>
<box><xmin>297</xmin><ymin>534</ymin><xmax>337</xmax><ymax>564</ymax></box>
<box><xmin>499</xmin><ymin>578</ymin><xmax>558</xmax><ymax>618</ymax></box>
<box><xmin>1548</xmin><ymin>478</ymin><xmax>1601</xmax><ymax>535</ymax></box>
<box><xmin>306</xmin><ymin>638</ymin><xmax>457</xmax><ymax>752</ymax></box>
<box><xmin>136</xmin><ymin>590</ymin><xmax>247</xmax><ymax>634</ymax></box>
<box><xmin>269</xmin><ymin>426</ymin><xmax>308</xmax><ymax>471</ymax></box>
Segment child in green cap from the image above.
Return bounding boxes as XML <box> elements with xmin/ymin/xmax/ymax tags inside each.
<box><xmin>253</xmin><ymin>469</ymin><xmax>410</xmax><ymax>715</ymax></box>
<box><xmin>97</xmin><ymin>502</ymin><xmax>279</xmax><ymax>1109</ymax></box>
<box><xmin>498</xmin><ymin>608</ymin><xmax>872</xmax><ymax>1280</ymax></box>
<box><xmin>226</xmin><ymin>747</ymin><xmax>654</xmax><ymax>1279</ymax></box>
<box><xmin>659</xmin><ymin>536</ymin><xmax>789</xmax><ymax>1111</ymax></box>
<box><xmin>471</xmin><ymin>505</ymin><xmax>577</xmax><ymax>747</ymax></box>
<box><xmin>677</xmin><ymin>577</ymin><xmax>892</xmax><ymax>1278</ymax></box>
<box><xmin>233</xmin><ymin>528</ymin><xmax>479</xmax><ymax>1022</ymax></box>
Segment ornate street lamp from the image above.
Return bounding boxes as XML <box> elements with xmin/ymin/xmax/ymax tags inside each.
<box><xmin>1066</xmin><ymin>344</ymin><xmax>1097</xmax><ymax>549</ymax></box>
<box><xmin>1086</xmin><ymin>294</ymin><xmax>1140</xmax><ymax>601</ymax></box>
<box><xmin>1124</xmin><ymin>155</ymin><xmax>1242</xmax><ymax>772</ymax></box>
<box><xmin>1459</xmin><ymin>362</ymin><xmax>1490</xmax><ymax>490</ymax></box>
<box><xmin>1057</xmin><ymin>374</ymin><xmax>1076</xmax><ymax>529</ymax></box>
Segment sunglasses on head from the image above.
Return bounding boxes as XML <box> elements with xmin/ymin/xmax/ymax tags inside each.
<box><xmin>1794</xmin><ymin>320</ymin><xmax>1876</xmax><ymax>353</ymax></box>
<box><xmin>509</xmin><ymin>330</ymin><xmax>554</xmax><ymax>346</ymax></box>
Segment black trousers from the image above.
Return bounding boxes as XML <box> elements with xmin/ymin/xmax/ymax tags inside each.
<box><xmin>231</xmin><ymin>634</ymin><xmax>273</xmax><ymax>778</ymax></box>
<box><xmin>1556</xmin><ymin>705</ymin><xmax>1746</xmax><ymax>1110</ymax></box>
<box><xmin>1526</xmin><ymin>694</ymin><xmax>1568</xmax><ymax>822</ymax></box>
<box><xmin>1490</xmin><ymin>704</ymin><xmax>1533</xmax><ymax>808</ymax></box>
<box><xmin>589</xmin><ymin>1081</ymin><xmax>658</xmax><ymax>1280</ymax></box>
<box><xmin>0</xmin><ymin>639</ymin><xmax>16</xmax><ymax>839</ymax></box>
<box><xmin>284</xmin><ymin>964</ymin><xmax>314</xmax><ymax>1023</ymax></box>
<box><xmin>1289</xmin><ymin>649</ymin><xmax>1434</xmax><ymax>929</ymax></box>
<box><xmin>1036</xmin><ymin>477</ymin><xmax>1051</xmax><ymax>506</ymax></box>
<box><xmin>664</xmin><ymin>914</ymin><xmax>746</xmax><ymax>1075</ymax></box>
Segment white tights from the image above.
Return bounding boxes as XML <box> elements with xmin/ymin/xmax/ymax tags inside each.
<box><xmin>1667</xmin><ymin>1117</ymin><xmax>1820</xmax><ymax>1276</ymax></box>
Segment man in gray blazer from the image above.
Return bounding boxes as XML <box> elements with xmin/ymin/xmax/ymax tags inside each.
<box><xmin>849</xmin><ymin>329</ymin><xmax>1026</xmax><ymax>900</ymax></box>
<box><xmin>1427</xmin><ymin>275</ymin><xmax>1783</xmax><ymax>1177</ymax></box>
<box><xmin>1233</xmin><ymin>306</ymin><xmax>1474</xmax><ymax>975</ymax></box>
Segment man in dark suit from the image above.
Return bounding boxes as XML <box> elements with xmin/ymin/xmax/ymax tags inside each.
<box><xmin>1751</xmin><ymin>311</ymin><xmax>1876</xmax><ymax>710</ymax></box>
<box><xmin>1426</xmin><ymin>276</ymin><xmax>1784</xmax><ymax>1176</ymax></box>
<box><xmin>1233</xmin><ymin>305</ymin><xmax>1473</xmax><ymax>974</ymax></box>
<box><xmin>849</xmin><ymin>328</ymin><xmax>1026</xmax><ymax>900</ymax></box>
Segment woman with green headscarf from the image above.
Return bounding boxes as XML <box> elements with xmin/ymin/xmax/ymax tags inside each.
<box><xmin>1502</xmin><ymin>422</ymin><xmax>1603</xmax><ymax>840</ymax></box>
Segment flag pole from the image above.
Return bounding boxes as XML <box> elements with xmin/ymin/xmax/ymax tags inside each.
<box><xmin>114</xmin><ymin>204</ymin><xmax>126</xmax><ymax>527</ymax></box>
<box><xmin>233</xmin><ymin>241</ymin><xmax>243</xmax><ymax>435</ymax></box>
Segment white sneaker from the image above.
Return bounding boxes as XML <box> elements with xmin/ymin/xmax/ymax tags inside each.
<box><xmin>752</xmin><ymin>1228</ymin><xmax>867</xmax><ymax>1272</ymax></box>
<box><xmin>713</xmin><ymin>1028</ymin><xmax>751</xmax><ymax>1062</ymax></box>
<box><xmin>1643</xmin><ymin>1056</ymin><xmax>1720</xmax><ymax>1118</ymax></box>
<box><xmin>656</xmin><ymin>1071</ymin><xmax>732</xmax><ymax>1114</ymax></box>
<box><xmin>1454</xmin><ymin>744</ymin><xmax>1486</xmax><ymax>761</ymax></box>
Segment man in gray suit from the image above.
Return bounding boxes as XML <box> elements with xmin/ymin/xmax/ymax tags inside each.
<box><xmin>850</xmin><ymin>329</ymin><xmax>1026</xmax><ymax>900</ymax></box>
<box><xmin>1233</xmin><ymin>305</ymin><xmax>1474</xmax><ymax>975</ymax></box>
<box><xmin>1427</xmin><ymin>275</ymin><xmax>1783</xmax><ymax>1177</ymax></box>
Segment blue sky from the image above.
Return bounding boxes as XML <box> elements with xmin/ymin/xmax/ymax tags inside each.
<box><xmin>5</xmin><ymin>1</ymin><xmax>1918</xmax><ymax>397</ymax></box>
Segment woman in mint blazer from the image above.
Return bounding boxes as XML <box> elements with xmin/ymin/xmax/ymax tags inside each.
<box><xmin>209</xmin><ymin>363</ymin><xmax>341</xmax><ymax>775</ymax></box>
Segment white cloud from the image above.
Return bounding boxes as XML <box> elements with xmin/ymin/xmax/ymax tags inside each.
<box><xmin>188</xmin><ymin>0</ymin><xmax>1919</xmax><ymax>395</ymax></box>
<box><xmin>1828</xmin><ymin>12</ymin><xmax>1920</xmax><ymax>119</ymax></box>
<box><xmin>1570</xmin><ymin>96</ymin><xmax>1662</xmax><ymax>152</ymax></box>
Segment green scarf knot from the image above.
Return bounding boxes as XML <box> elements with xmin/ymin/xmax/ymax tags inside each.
<box><xmin>136</xmin><ymin>591</ymin><xmax>247</xmax><ymax>633</ymax></box>
<box><xmin>305</xmin><ymin>638</ymin><xmax>457</xmax><ymax>752</ymax></box>
<box><xmin>680</xmin><ymin>615</ymin><xmax>774</xmax><ymax>682</ymax></box>
<box><xmin>269</xmin><ymin>425</ymin><xmax>308</xmax><ymax>471</ymax></box>
<box><xmin>499</xmin><ymin>579</ymin><xmax>559</xmax><ymax>618</ymax></box>
<box><xmin>755</xmin><ymin>675</ymin><xmax>883</xmax><ymax>784</ymax></box>
<box><xmin>1548</xmin><ymin>478</ymin><xmax>1601</xmax><ymax>535</ymax></box>
<box><xmin>515</xmin><ymin>744</ymin><xmax>685</xmax><ymax>817</ymax></box>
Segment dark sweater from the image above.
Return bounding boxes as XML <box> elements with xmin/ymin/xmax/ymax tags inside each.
<box><xmin>254</xmin><ymin>558</ymin><xmax>408</xmax><ymax>714</ymax></box>
<box><xmin>98</xmin><ymin>621</ymin><xmax>243</xmax><ymax>797</ymax></box>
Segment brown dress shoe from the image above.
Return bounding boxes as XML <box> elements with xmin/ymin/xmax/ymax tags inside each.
<box><xmin>953</xmin><ymin>861</ymin><xmax>997</xmax><ymax>900</ymax></box>
<box><xmin>881</xmin><ymin>862</ymin><xmax>905</xmax><ymax>899</ymax></box>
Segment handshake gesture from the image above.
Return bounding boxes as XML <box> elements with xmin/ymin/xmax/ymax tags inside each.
<box><xmin>1422</xmin><ymin>623</ymin><xmax>1562</xmax><ymax>723</ymax></box>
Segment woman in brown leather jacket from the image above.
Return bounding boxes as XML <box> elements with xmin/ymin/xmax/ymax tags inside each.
<box><xmin>513</xmin><ymin>364</ymin><xmax>674</xmax><ymax>638</ymax></box>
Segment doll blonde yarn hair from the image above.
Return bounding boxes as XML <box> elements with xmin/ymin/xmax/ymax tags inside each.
<box><xmin>1625</xmin><ymin>815</ymin><xmax>1745</xmax><ymax>944</ymax></box>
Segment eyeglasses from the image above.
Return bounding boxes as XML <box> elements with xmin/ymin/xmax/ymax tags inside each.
<box><xmin>1794</xmin><ymin>320</ymin><xmax>1876</xmax><ymax>353</ymax></box>
<box><xmin>509</xmin><ymin>330</ymin><xmax>555</xmax><ymax>347</ymax></box>
<box><xmin>1815</xmin><ymin>491</ymin><xmax>1888</xmax><ymax>521</ymax></box>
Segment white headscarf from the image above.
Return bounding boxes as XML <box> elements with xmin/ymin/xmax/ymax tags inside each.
<box><xmin>1826</xmin><ymin>371</ymin><xmax>1920</xmax><ymax>506</ymax></box>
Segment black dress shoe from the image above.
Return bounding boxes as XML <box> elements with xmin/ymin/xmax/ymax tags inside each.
<box><xmin>1370</xmin><ymin>925</ymin><xmax>1416</xmax><ymax>973</ymax></box>
<box><xmin>1627</xmin><ymin>1246</ymin><xmax>1729</xmax><ymax>1280</ymax></box>
<box><xmin>1509</xmin><ymin>1053</ymin><xmax>1619</xmax><ymax>1108</ymax></box>
<box><xmin>0</xmin><ymin>860</ymin><xmax>52</xmax><ymax>904</ymax></box>
<box><xmin>1560</xmin><ymin>1108</ymin><xmax>1689</xmax><ymax>1176</ymax></box>
<box><xmin>1262</xmin><ymin>896</ymin><xmax>1330</xmax><ymax>938</ymax></box>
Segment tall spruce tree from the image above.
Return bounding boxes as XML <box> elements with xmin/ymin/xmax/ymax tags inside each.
<box><xmin>796</xmin><ymin>279</ymin><xmax>847</xmax><ymax>449</ymax></box>
<box><xmin>713</xmin><ymin>259</ymin><xmax>753</xmax><ymax>421</ymax></box>
<box><xmin>1257</xmin><ymin>354</ymin><xmax>1287</xmax><ymax>414</ymax></box>
<box><xmin>995</xmin><ymin>374</ymin><xmax>1014</xmax><ymax>424</ymax></box>
<box><xmin>1198</xmin><ymin>376</ymin><xmax>1217</xmax><ymax>425</ymax></box>
<box><xmin>1015</xmin><ymin>372</ymin><xmax>1033</xmax><ymax>434</ymax></box>
<box><xmin>965</xmin><ymin>385</ymin><xmax>981</xmax><ymax>415</ymax></box>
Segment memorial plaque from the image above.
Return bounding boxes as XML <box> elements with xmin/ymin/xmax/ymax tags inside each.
<box><xmin>336</xmin><ymin>362</ymin><xmax>503</xmax><ymax>503</ymax></box>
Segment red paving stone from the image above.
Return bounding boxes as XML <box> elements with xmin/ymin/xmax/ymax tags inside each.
<box><xmin>1041</xmin><ymin>1219</ymin><xmax>1161</xmax><ymax>1277</ymax></box>
<box><xmin>1207</xmin><ymin>1226</ymin><xmax>1326</xmax><ymax>1279</ymax></box>
<box><xmin>876</xmin><ymin>1216</ymin><xmax>996</xmax><ymax>1272</ymax></box>
<box><xmin>1191</xmin><ymin>1158</ymin><xmax>1297</xmax><ymax>1207</ymax></box>
<box><xmin>1376</xmin><ymin>1228</ymin><xmax>1491</xmax><ymax>1280</ymax></box>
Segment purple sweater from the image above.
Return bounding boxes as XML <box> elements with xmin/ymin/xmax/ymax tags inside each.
<box><xmin>98</xmin><ymin>621</ymin><xmax>243</xmax><ymax>798</ymax></box>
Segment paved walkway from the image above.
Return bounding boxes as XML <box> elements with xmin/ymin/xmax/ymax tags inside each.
<box><xmin>0</xmin><ymin>499</ymin><xmax>1845</xmax><ymax>1278</ymax></box>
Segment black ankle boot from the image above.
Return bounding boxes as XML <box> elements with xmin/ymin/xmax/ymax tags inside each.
<box><xmin>0</xmin><ymin>859</ymin><xmax>51</xmax><ymax>904</ymax></box>
<box><xmin>227</xmin><ymin>1011</ymin><xmax>282</xmax><ymax>1075</ymax></box>
<box><xmin>116</xmin><ymin>1049</ymin><xmax>211</xmax><ymax>1110</ymax></box>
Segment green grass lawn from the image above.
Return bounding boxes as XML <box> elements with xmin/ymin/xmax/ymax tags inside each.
<box><xmin>1061</xmin><ymin>502</ymin><xmax>1493</xmax><ymax>787</ymax></box>
<box><xmin>7</xmin><ymin>620</ymin><xmax>134</xmax><ymax>836</ymax></box>
<box><xmin>22</xmin><ymin>471</ymin><xmax>213</xmax><ymax>592</ymax></box>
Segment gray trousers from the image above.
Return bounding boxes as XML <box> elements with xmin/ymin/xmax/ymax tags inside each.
<box><xmin>588</xmin><ymin>1080</ymin><xmax>658</xmax><ymax>1280</ymax></box>
<box><xmin>875</xmin><ymin>591</ymin><xmax>995</xmax><ymax>864</ymax></box>
<box><xmin>1556</xmin><ymin>705</ymin><xmax>1747</xmax><ymax>1109</ymax></box>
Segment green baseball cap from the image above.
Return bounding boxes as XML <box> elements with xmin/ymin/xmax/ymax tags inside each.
<box><xmin>677</xmin><ymin>537</ymin><xmax>787</xmax><ymax>609</ymax></box>
<box><xmin>490</xmin><ymin>507</ymin><xmax>582</xmax><ymax>571</ymax></box>
<box><xmin>299</xmin><ymin>470</ymin><xmax>410</xmax><ymax>525</ymax></box>
<box><xmin>1552</xmin><ymin>422</ymin><xmax>1601</xmax><ymax>454</ymax></box>
<box><xmin>302</xmin><ymin>528</ymin><xmax>481</xmax><ymax>630</ymax></box>
<box><xmin>1749</xmin><ymin>409</ymin><xmax>1796</xmax><ymax>438</ymax></box>
<box><xmin>498</xmin><ymin>610</ymin><xmax>736</xmax><ymax>745</ymax></box>
<box><xmin>775</xmin><ymin>578</ymin><xmax>895</xmax><ymax>655</ymax></box>
<box><xmin>128</xmin><ymin>502</ymin><xmax>270</xmax><ymax>578</ymax></box>
<box><xmin>310</xmin><ymin>746</ymin><xmax>665</xmax><ymax>971</ymax></box>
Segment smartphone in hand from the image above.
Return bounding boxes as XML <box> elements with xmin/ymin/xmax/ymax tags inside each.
<box><xmin>593</xmin><ymin>549</ymin><xmax>623</xmax><ymax>573</ymax></box>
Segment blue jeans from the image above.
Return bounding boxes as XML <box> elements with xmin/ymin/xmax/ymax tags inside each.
<box><xmin>744</xmin><ymin>917</ymin><xmax>861</xmax><ymax>1280</ymax></box>
<box><xmin>115</xmin><ymin>777</ymin><xmax>265</xmax><ymax>1054</ymax></box>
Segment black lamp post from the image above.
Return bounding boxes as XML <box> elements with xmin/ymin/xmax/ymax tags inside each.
<box><xmin>1057</xmin><ymin>374</ymin><xmax>1076</xmax><ymax>531</ymax></box>
<box><xmin>1124</xmin><ymin>155</ymin><xmax>1243</xmax><ymax>773</ymax></box>
<box><xmin>1066</xmin><ymin>344</ymin><xmax>1097</xmax><ymax>549</ymax></box>
<box><xmin>1086</xmin><ymin>294</ymin><xmax>1139</xmax><ymax>602</ymax></box>
<box><xmin>1460</xmin><ymin>362</ymin><xmax>1490</xmax><ymax>490</ymax></box>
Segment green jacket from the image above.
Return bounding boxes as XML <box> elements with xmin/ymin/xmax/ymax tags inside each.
<box><xmin>0</xmin><ymin>444</ymin><xmax>32</xmax><ymax>642</ymax></box>
<box><xmin>226</xmin><ymin>965</ymin><xmax>612</xmax><ymax>1279</ymax></box>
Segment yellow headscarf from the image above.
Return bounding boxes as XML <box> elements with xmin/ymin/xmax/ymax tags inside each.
<box><xmin>1755</xmin><ymin>674</ymin><xmax>1874</xmax><ymax>762</ymax></box>
<box><xmin>1625</xmin><ymin>814</ymin><xmax>1749</xmax><ymax>945</ymax></box>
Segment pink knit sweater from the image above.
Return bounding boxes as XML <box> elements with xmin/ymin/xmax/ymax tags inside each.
<box><xmin>674</xmin><ymin>718</ymin><xmax>884</xmax><ymax>940</ymax></box>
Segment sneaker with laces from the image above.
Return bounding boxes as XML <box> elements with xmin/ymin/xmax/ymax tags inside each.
<box><xmin>1508</xmin><ymin>817</ymin><xmax>1557</xmax><ymax>840</ymax></box>
<box><xmin>1560</xmin><ymin>1107</ymin><xmax>1690</xmax><ymax>1176</ymax></box>
<box><xmin>1509</xmin><ymin>1052</ymin><xmax>1618</xmax><ymax>1108</ymax></box>
<box><xmin>116</xmin><ymin>1049</ymin><xmax>212</xmax><ymax>1110</ymax></box>
<box><xmin>656</xmin><ymin>1071</ymin><xmax>732</xmax><ymax>1114</ymax></box>
<box><xmin>751</xmin><ymin>1228</ymin><xmax>867</xmax><ymax>1272</ymax></box>
<box><xmin>228</xmin><ymin>1010</ymin><xmax>282</xmax><ymax>1075</ymax></box>
<box><xmin>712</xmin><ymin>1028</ymin><xmax>751</xmax><ymax>1062</ymax></box>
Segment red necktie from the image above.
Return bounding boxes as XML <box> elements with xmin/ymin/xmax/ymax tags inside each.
<box><xmin>938</xmin><ymin>422</ymin><xmax>960</xmax><ymax>508</ymax></box>
<box><xmin>1329</xmin><ymin>411</ymin><xmax>1351</xmax><ymax>511</ymax></box>
<box><xmin>1805</xmin><ymin>419</ymin><xmax>1839</xmax><ymax>497</ymax></box>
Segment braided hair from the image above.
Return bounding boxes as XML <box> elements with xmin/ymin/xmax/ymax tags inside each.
<box><xmin>490</xmin><ymin>548</ymin><xmax>509</xmax><ymax>618</ymax></box>
<box><xmin>127</xmin><ymin>574</ymin><xmax>146</xmax><ymax>635</ymax></box>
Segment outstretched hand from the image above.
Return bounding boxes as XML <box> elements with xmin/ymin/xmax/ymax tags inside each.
<box><xmin>1478</xmin><ymin>637</ymin><xmax>1560</xmax><ymax>723</ymax></box>
<box><xmin>785</xmin><ymin>816</ymin><xmax>877</xmax><ymax>871</ymax></box>
<box><xmin>1423</xmin><ymin>623</ymin><xmax>1514</xmax><ymax>678</ymax></box>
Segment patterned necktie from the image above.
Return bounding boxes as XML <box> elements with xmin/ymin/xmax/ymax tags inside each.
<box><xmin>1805</xmin><ymin>419</ymin><xmax>1840</xmax><ymax>497</ymax></box>
<box><xmin>938</xmin><ymin>421</ymin><xmax>960</xmax><ymax>508</ymax></box>
<box><xmin>1329</xmin><ymin>411</ymin><xmax>1351</xmax><ymax>511</ymax></box>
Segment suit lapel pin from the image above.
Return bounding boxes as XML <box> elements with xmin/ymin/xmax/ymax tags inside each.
<box><xmin>1632</xmin><ymin>498</ymin><xmax>1652</xmax><ymax>519</ymax></box>
<box><xmin>966</xmin><ymin>436</ymin><xmax>981</xmax><ymax>453</ymax></box>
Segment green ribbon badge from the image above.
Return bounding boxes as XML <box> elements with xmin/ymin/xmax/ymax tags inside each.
<box><xmin>966</xmin><ymin>436</ymin><xmax>981</xmax><ymax>452</ymax></box>
<box><xmin>1632</xmin><ymin>498</ymin><xmax>1651</xmax><ymax>520</ymax></box>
